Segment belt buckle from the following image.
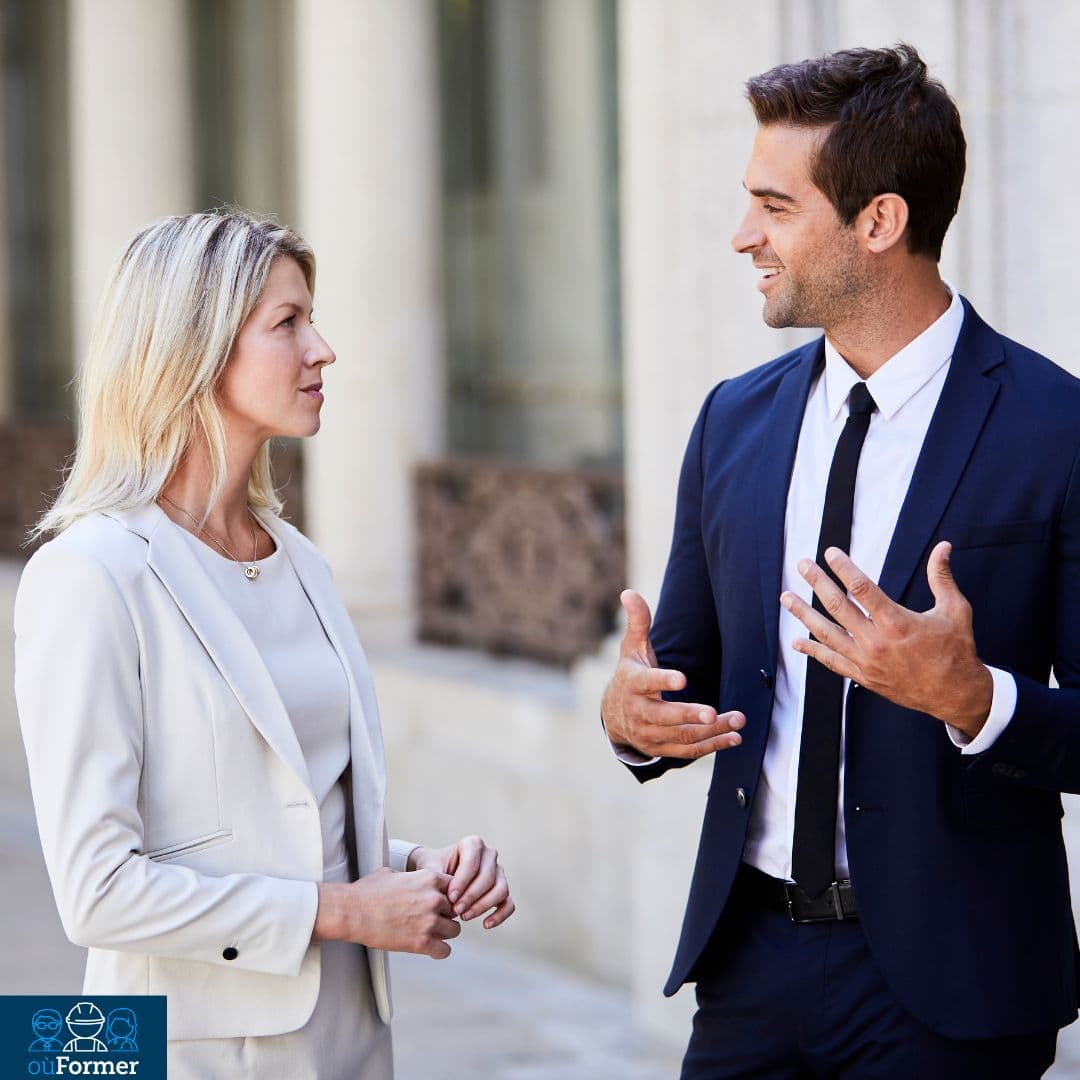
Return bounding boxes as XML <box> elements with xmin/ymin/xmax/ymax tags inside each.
<box><xmin>829</xmin><ymin>882</ymin><xmax>845</xmax><ymax>921</ymax></box>
<box><xmin>783</xmin><ymin>882</ymin><xmax>802</xmax><ymax>923</ymax></box>
<box><xmin>783</xmin><ymin>881</ymin><xmax>848</xmax><ymax>924</ymax></box>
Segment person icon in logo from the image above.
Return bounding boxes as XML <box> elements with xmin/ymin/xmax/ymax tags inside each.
<box><xmin>63</xmin><ymin>1001</ymin><xmax>108</xmax><ymax>1052</ymax></box>
<box><xmin>105</xmin><ymin>1008</ymin><xmax>138</xmax><ymax>1052</ymax></box>
<box><xmin>28</xmin><ymin>1008</ymin><xmax>65</xmax><ymax>1051</ymax></box>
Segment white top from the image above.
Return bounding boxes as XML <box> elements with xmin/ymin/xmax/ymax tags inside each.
<box><xmin>171</xmin><ymin>518</ymin><xmax>352</xmax><ymax>874</ymax></box>
<box><xmin>619</xmin><ymin>286</ymin><xmax>1017</xmax><ymax>883</ymax></box>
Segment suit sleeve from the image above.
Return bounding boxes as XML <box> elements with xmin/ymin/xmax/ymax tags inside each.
<box><xmin>968</xmin><ymin>440</ymin><xmax>1080</xmax><ymax>792</ymax></box>
<box><xmin>622</xmin><ymin>385</ymin><xmax>724</xmax><ymax>784</ymax></box>
<box><xmin>14</xmin><ymin>542</ymin><xmax>319</xmax><ymax>976</ymax></box>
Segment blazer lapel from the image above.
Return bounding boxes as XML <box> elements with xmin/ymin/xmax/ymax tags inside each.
<box><xmin>109</xmin><ymin>503</ymin><xmax>314</xmax><ymax>794</ymax></box>
<box><xmin>756</xmin><ymin>339</ymin><xmax>824</xmax><ymax>668</ymax></box>
<box><xmin>257</xmin><ymin>512</ymin><xmax>387</xmax><ymax>819</ymax></box>
<box><xmin>878</xmin><ymin>298</ymin><xmax>1004</xmax><ymax>603</ymax></box>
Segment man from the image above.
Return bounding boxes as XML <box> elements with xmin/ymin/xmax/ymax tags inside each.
<box><xmin>602</xmin><ymin>44</ymin><xmax>1080</xmax><ymax>1078</ymax></box>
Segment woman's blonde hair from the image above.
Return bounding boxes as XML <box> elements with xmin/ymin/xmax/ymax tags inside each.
<box><xmin>34</xmin><ymin>209</ymin><xmax>315</xmax><ymax>539</ymax></box>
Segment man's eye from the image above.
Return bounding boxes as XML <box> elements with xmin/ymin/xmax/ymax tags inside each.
<box><xmin>763</xmin><ymin>203</ymin><xmax>782</xmax><ymax>214</ymax></box>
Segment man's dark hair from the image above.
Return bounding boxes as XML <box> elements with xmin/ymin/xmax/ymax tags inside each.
<box><xmin>746</xmin><ymin>44</ymin><xmax>965</xmax><ymax>261</ymax></box>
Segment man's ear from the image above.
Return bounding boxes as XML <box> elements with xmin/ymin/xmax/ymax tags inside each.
<box><xmin>858</xmin><ymin>193</ymin><xmax>909</xmax><ymax>254</ymax></box>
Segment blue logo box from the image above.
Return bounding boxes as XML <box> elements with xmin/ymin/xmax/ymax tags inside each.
<box><xmin>0</xmin><ymin>996</ymin><xmax>166</xmax><ymax>1078</ymax></box>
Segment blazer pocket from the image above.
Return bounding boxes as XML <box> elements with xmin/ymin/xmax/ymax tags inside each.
<box><xmin>962</xmin><ymin>781</ymin><xmax>1063</xmax><ymax>831</ymax></box>
<box><xmin>947</xmin><ymin>519</ymin><xmax>1049</xmax><ymax>550</ymax></box>
<box><xmin>144</xmin><ymin>828</ymin><xmax>233</xmax><ymax>863</ymax></box>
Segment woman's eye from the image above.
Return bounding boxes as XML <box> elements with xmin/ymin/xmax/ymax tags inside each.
<box><xmin>279</xmin><ymin>315</ymin><xmax>295</xmax><ymax>328</ymax></box>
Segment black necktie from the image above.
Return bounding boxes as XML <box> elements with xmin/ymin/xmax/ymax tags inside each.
<box><xmin>791</xmin><ymin>380</ymin><xmax>877</xmax><ymax>899</ymax></box>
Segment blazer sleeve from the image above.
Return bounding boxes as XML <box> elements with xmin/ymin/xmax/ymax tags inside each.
<box><xmin>388</xmin><ymin>839</ymin><xmax>419</xmax><ymax>871</ymax></box>
<box><xmin>623</xmin><ymin>384</ymin><xmax>724</xmax><ymax>784</ymax></box>
<box><xmin>14</xmin><ymin>542</ymin><xmax>319</xmax><ymax>977</ymax></box>
<box><xmin>968</xmin><ymin>440</ymin><xmax>1080</xmax><ymax>793</ymax></box>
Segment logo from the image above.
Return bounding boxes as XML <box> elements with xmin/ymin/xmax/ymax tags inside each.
<box><xmin>1</xmin><ymin>996</ymin><xmax>165</xmax><ymax>1078</ymax></box>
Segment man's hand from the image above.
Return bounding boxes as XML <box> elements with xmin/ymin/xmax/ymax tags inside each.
<box><xmin>409</xmin><ymin>836</ymin><xmax>515</xmax><ymax>930</ymax></box>
<box><xmin>313</xmin><ymin>866</ymin><xmax>461</xmax><ymax>958</ymax></box>
<box><xmin>780</xmin><ymin>542</ymin><xmax>993</xmax><ymax>737</ymax></box>
<box><xmin>600</xmin><ymin>589</ymin><xmax>745</xmax><ymax>759</ymax></box>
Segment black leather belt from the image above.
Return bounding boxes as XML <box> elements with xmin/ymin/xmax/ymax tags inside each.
<box><xmin>737</xmin><ymin>863</ymin><xmax>858</xmax><ymax>924</ymax></box>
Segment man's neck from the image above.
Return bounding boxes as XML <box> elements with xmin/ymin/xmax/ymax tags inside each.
<box><xmin>824</xmin><ymin>269</ymin><xmax>952</xmax><ymax>379</ymax></box>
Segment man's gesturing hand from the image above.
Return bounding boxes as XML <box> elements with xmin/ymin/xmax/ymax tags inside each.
<box><xmin>780</xmin><ymin>542</ymin><xmax>994</xmax><ymax>738</ymax></box>
<box><xmin>600</xmin><ymin>589</ymin><xmax>745</xmax><ymax>759</ymax></box>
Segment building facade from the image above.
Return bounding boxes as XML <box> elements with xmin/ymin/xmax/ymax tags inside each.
<box><xmin>2</xmin><ymin>0</ymin><xmax>1079</xmax><ymax>1051</ymax></box>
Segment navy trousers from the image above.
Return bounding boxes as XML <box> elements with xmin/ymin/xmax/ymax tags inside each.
<box><xmin>682</xmin><ymin>871</ymin><xmax>1060</xmax><ymax>1079</ymax></box>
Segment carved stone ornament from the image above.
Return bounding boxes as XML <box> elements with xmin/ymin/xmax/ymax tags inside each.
<box><xmin>416</xmin><ymin>459</ymin><xmax>626</xmax><ymax>665</ymax></box>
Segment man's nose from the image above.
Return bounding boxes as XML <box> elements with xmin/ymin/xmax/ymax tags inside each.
<box><xmin>731</xmin><ymin>210</ymin><xmax>765</xmax><ymax>254</ymax></box>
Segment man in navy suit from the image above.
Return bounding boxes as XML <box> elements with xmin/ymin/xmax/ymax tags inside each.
<box><xmin>602</xmin><ymin>44</ymin><xmax>1080</xmax><ymax>1078</ymax></box>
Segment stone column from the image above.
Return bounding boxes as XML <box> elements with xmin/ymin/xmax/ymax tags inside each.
<box><xmin>617</xmin><ymin>0</ymin><xmax>800</xmax><ymax>1046</ymax></box>
<box><xmin>295</xmin><ymin>0</ymin><xmax>444</xmax><ymax>637</ymax></box>
<box><xmin>619</xmin><ymin>2</ymin><xmax>802</xmax><ymax>606</ymax></box>
<box><xmin>0</xmin><ymin>59</ymin><xmax>11</xmax><ymax>420</ymax></box>
<box><xmin>68</xmin><ymin>0</ymin><xmax>194</xmax><ymax>360</ymax></box>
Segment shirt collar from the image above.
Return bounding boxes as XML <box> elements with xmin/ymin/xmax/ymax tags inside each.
<box><xmin>823</xmin><ymin>283</ymin><xmax>964</xmax><ymax>421</ymax></box>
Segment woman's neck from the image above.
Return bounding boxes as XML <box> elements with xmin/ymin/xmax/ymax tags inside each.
<box><xmin>158</xmin><ymin>436</ymin><xmax>259</xmax><ymax>542</ymax></box>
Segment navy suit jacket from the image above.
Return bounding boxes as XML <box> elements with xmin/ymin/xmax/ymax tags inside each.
<box><xmin>634</xmin><ymin>298</ymin><xmax>1080</xmax><ymax>1039</ymax></box>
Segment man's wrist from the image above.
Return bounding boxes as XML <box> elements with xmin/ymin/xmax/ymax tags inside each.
<box><xmin>943</xmin><ymin>663</ymin><xmax>994</xmax><ymax>738</ymax></box>
<box><xmin>600</xmin><ymin>687</ymin><xmax>627</xmax><ymax>746</ymax></box>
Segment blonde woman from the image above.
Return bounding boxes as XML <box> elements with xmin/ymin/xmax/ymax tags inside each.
<box><xmin>14</xmin><ymin>210</ymin><xmax>514</xmax><ymax>1079</ymax></box>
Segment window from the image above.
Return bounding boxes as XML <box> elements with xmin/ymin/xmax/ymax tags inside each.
<box><xmin>438</xmin><ymin>0</ymin><xmax>622</xmax><ymax>469</ymax></box>
<box><xmin>420</xmin><ymin>0</ymin><xmax>624</xmax><ymax>664</ymax></box>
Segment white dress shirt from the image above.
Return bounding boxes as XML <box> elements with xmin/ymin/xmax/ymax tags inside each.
<box><xmin>621</xmin><ymin>286</ymin><xmax>1017</xmax><ymax>883</ymax></box>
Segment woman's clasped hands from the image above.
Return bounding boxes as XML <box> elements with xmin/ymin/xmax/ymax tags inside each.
<box><xmin>313</xmin><ymin>835</ymin><xmax>513</xmax><ymax>959</ymax></box>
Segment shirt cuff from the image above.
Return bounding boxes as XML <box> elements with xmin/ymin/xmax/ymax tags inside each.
<box><xmin>608</xmin><ymin>737</ymin><xmax>660</xmax><ymax>768</ymax></box>
<box><xmin>946</xmin><ymin>666</ymin><xmax>1017</xmax><ymax>755</ymax></box>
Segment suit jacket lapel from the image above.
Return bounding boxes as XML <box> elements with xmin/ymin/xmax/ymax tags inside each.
<box><xmin>109</xmin><ymin>503</ymin><xmax>314</xmax><ymax>795</ymax></box>
<box><xmin>257</xmin><ymin>512</ymin><xmax>387</xmax><ymax>827</ymax></box>
<box><xmin>756</xmin><ymin>339</ymin><xmax>824</xmax><ymax>668</ymax></box>
<box><xmin>877</xmin><ymin>299</ymin><xmax>1004</xmax><ymax>603</ymax></box>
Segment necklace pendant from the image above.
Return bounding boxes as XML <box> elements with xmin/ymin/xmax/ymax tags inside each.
<box><xmin>244</xmin><ymin>565</ymin><xmax>260</xmax><ymax>581</ymax></box>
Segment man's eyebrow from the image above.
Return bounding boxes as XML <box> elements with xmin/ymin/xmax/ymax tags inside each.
<box><xmin>743</xmin><ymin>183</ymin><xmax>796</xmax><ymax>203</ymax></box>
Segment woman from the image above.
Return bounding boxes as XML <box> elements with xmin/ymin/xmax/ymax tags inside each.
<box><xmin>14</xmin><ymin>210</ymin><xmax>514</xmax><ymax>1078</ymax></box>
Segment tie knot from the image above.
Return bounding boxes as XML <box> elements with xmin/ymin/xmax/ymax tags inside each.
<box><xmin>848</xmin><ymin>381</ymin><xmax>876</xmax><ymax>417</ymax></box>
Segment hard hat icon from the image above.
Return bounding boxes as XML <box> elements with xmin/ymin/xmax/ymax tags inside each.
<box><xmin>66</xmin><ymin>1002</ymin><xmax>106</xmax><ymax>1037</ymax></box>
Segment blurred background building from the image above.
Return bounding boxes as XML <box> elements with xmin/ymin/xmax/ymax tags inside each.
<box><xmin>2</xmin><ymin>0</ymin><xmax>1079</xmax><ymax>1064</ymax></box>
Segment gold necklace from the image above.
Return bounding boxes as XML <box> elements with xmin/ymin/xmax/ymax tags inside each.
<box><xmin>160</xmin><ymin>494</ymin><xmax>262</xmax><ymax>580</ymax></box>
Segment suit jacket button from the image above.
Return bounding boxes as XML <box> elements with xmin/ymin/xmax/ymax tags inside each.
<box><xmin>736</xmin><ymin>787</ymin><xmax>749</xmax><ymax>809</ymax></box>
<box><xmin>759</xmin><ymin>668</ymin><xmax>773</xmax><ymax>689</ymax></box>
<box><xmin>222</xmin><ymin>946</ymin><xmax>239</xmax><ymax>961</ymax></box>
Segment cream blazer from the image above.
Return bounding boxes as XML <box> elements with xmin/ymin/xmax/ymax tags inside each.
<box><xmin>14</xmin><ymin>504</ymin><xmax>414</xmax><ymax>1040</ymax></box>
